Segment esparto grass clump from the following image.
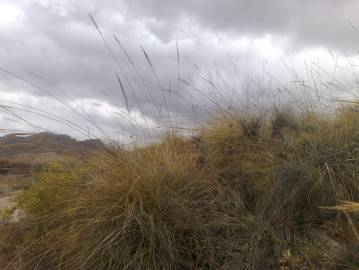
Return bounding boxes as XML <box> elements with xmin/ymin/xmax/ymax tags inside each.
<box><xmin>1</xmin><ymin>105</ymin><xmax>359</xmax><ymax>269</ymax></box>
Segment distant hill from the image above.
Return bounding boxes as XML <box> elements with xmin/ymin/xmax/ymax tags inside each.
<box><xmin>0</xmin><ymin>132</ymin><xmax>105</xmax><ymax>163</ymax></box>
<box><xmin>0</xmin><ymin>132</ymin><xmax>106</xmax><ymax>195</ymax></box>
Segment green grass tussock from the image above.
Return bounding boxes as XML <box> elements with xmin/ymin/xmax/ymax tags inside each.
<box><xmin>1</xmin><ymin>105</ymin><xmax>359</xmax><ymax>269</ymax></box>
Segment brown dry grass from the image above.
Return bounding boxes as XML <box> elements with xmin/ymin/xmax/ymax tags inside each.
<box><xmin>0</xmin><ymin>105</ymin><xmax>359</xmax><ymax>269</ymax></box>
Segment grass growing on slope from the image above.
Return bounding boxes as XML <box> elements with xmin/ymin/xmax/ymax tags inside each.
<box><xmin>1</xmin><ymin>105</ymin><xmax>359</xmax><ymax>269</ymax></box>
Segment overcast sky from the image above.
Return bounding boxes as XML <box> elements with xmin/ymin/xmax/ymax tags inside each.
<box><xmin>1</xmin><ymin>0</ymin><xmax>359</xmax><ymax>142</ymax></box>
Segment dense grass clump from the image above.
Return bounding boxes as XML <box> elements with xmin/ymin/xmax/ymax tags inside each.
<box><xmin>1</xmin><ymin>105</ymin><xmax>359</xmax><ymax>269</ymax></box>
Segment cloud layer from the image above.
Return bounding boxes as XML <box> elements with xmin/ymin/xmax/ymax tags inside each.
<box><xmin>1</xmin><ymin>0</ymin><xmax>359</xmax><ymax>142</ymax></box>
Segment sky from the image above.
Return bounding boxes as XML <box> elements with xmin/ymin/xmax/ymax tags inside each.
<box><xmin>0</xmin><ymin>0</ymin><xmax>359</xmax><ymax>143</ymax></box>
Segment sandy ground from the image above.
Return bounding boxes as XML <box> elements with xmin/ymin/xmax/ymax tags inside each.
<box><xmin>0</xmin><ymin>192</ymin><xmax>25</xmax><ymax>223</ymax></box>
<box><xmin>0</xmin><ymin>194</ymin><xmax>15</xmax><ymax>210</ymax></box>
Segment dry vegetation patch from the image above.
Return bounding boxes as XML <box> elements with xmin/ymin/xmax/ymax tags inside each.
<box><xmin>1</xmin><ymin>106</ymin><xmax>359</xmax><ymax>269</ymax></box>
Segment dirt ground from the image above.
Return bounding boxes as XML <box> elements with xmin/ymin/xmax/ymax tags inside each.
<box><xmin>0</xmin><ymin>192</ymin><xmax>25</xmax><ymax>223</ymax></box>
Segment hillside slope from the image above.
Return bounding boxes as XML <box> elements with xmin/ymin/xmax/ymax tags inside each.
<box><xmin>0</xmin><ymin>132</ymin><xmax>105</xmax><ymax>195</ymax></box>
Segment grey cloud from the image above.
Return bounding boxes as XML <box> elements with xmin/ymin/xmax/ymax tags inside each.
<box><xmin>121</xmin><ymin>0</ymin><xmax>359</xmax><ymax>50</ymax></box>
<box><xmin>0</xmin><ymin>0</ymin><xmax>358</xmax><ymax>141</ymax></box>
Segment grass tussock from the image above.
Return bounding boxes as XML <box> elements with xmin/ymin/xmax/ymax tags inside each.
<box><xmin>1</xmin><ymin>105</ymin><xmax>359</xmax><ymax>269</ymax></box>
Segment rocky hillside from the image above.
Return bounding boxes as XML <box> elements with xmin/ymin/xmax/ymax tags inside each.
<box><xmin>0</xmin><ymin>132</ymin><xmax>104</xmax><ymax>162</ymax></box>
<box><xmin>0</xmin><ymin>132</ymin><xmax>105</xmax><ymax>195</ymax></box>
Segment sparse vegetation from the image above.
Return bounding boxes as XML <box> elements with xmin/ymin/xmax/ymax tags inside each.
<box><xmin>1</xmin><ymin>104</ymin><xmax>358</xmax><ymax>269</ymax></box>
<box><xmin>0</xmin><ymin>132</ymin><xmax>105</xmax><ymax>197</ymax></box>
